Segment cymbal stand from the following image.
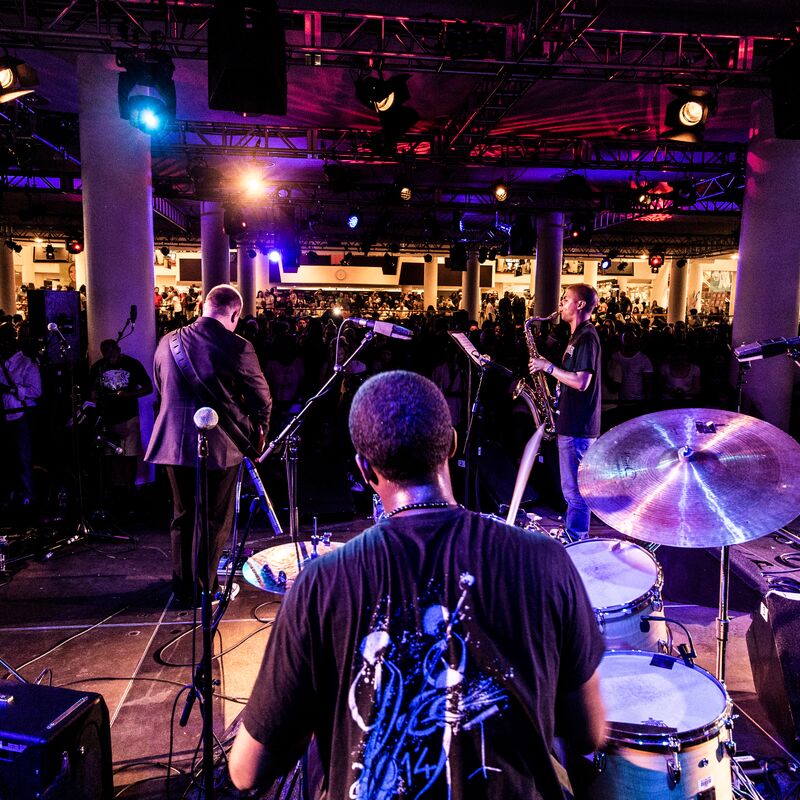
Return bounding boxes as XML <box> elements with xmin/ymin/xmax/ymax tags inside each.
<box><xmin>715</xmin><ymin>361</ymin><xmax>751</xmax><ymax>682</ymax></box>
<box><xmin>258</xmin><ymin>330</ymin><xmax>375</xmax><ymax>574</ymax></box>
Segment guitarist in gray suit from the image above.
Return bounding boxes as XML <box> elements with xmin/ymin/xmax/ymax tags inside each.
<box><xmin>146</xmin><ymin>284</ymin><xmax>272</xmax><ymax>607</ymax></box>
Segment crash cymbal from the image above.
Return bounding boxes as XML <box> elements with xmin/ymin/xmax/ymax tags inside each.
<box><xmin>242</xmin><ymin>539</ymin><xmax>344</xmax><ymax>593</ymax></box>
<box><xmin>577</xmin><ymin>408</ymin><xmax>800</xmax><ymax>548</ymax></box>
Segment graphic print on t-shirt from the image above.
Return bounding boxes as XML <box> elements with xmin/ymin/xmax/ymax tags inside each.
<box><xmin>347</xmin><ymin>573</ymin><xmax>509</xmax><ymax>799</ymax></box>
<box><xmin>100</xmin><ymin>367</ymin><xmax>132</xmax><ymax>392</ymax></box>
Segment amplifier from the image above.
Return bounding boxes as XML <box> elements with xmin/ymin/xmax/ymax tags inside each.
<box><xmin>0</xmin><ymin>680</ymin><xmax>113</xmax><ymax>800</ymax></box>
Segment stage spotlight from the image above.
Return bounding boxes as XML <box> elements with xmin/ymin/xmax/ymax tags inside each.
<box><xmin>246</xmin><ymin>247</ymin><xmax>257</xmax><ymax>259</ymax></box>
<box><xmin>675</xmin><ymin>257</ymin><xmax>688</xmax><ymax>269</ymax></box>
<box><xmin>488</xmin><ymin>248</ymin><xmax>497</xmax><ymax>261</ymax></box>
<box><xmin>223</xmin><ymin>206</ymin><xmax>247</xmax><ymax>236</ymax></box>
<box><xmin>4</xmin><ymin>239</ymin><xmax>22</xmax><ymax>253</ymax></box>
<box><xmin>599</xmin><ymin>255</ymin><xmax>612</xmax><ymax>271</ymax></box>
<box><xmin>493</xmin><ymin>179</ymin><xmax>509</xmax><ymax>203</ymax></box>
<box><xmin>347</xmin><ymin>208</ymin><xmax>361</xmax><ymax>229</ymax></box>
<box><xmin>45</xmin><ymin>243</ymin><xmax>55</xmax><ymax>261</ymax></box>
<box><xmin>355</xmin><ymin>73</ymin><xmax>419</xmax><ymax>136</ymax></box>
<box><xmin>275</xmin><ymin>186</ymin><xmax>291</xmax><ymax>200</ymax></box>
<box><xmin>160</xmin><ymin>245</ymin><xmax>171</xmax><ymax>257</ymax></box>
<box><xmin>0</xmin><ymin>57</ymin><xmax>38</xmax><ymax>103</ymax></box>
<box><xmin>268</xmin><ymin>249</ymin><xmax>281</xmax><ymax>263</ymax></box>
<box><xmin>424</xmin><ymin>252</ymin><xmax>433</xmax><ymax>263</ymax></box>
<box><xmin>117</xmin><ymin>50</ymin><xmax>176</xmax><ymax>135</ymax></box>
<box><xmin>65</xmin><ymin>235</ymin><xmax>84</xmax><ymax>255</ymax></box>
<box><xmin>671</xmin><ymin>181</ymin><xmax>697</xmax><ymax>208</ymax></box>
<box><xmin>662</xmin><ymin>88</ymin><xmax>717</xmax><ymax>142</ymax></box>
<box><xmin>649</xmin><ymin>253</ymin><xmax>664</xmax><ymax>272</ymax></box>
<box><xmin>242</xmin><ymin>169</ymin><xmax>267</xmax><ymax>196</ymax></box>
<box><xmin>566</xmin><ymin>213</ymin><xmax>594</xmax><ymax>245</ymax></box>
<box><xmin>478</xmin><ymin>247</ymin><xmax>489</xmax><ymax>263</ymax></box>
<box><xmin>396</xmin><ymin>178</ymin><xmax>413</xmax><ymax>202</ymax></box>
<box><xmin>341</xmin><ymin>251</ymin><xmax>353</xmax><ymax>266</ymax></box>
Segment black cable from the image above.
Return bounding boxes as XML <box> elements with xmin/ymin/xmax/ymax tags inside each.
<box><xmin>168</xmin><ymin>685</ymin><xmax>193</xmax><ymax>800</ymax></box>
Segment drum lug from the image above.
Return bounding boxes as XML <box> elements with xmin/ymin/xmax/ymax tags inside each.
<box><xmin>594</xmin><ymin>609</ymin><xmax>606</xmax><ymax>634</ymax></box>
<box><xmin>725</xmin><ymin>739</ymin><xmax>737</xmax><ymax>758</ymax></box>
<box><xmin>666</xmin><ymin>737</ymin><xmax>681</xmax><ymax>788</ymax></box>
<box><xmin>652</xmin><ymin>591</ymin><xmax>663</xmax><ymax>613</ymax></box>
<box><xmin>593</xmin><ymin>751</ymin><xmax>606</xmax><ymax>773</ymax></box>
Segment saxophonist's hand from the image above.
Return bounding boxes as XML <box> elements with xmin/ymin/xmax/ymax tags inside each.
<box><xmin>529</xmin><ymin>356</ymin><xmax>551</xmax><ymax>374</ymax></box>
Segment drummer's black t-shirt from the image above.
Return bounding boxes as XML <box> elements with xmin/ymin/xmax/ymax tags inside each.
<box><xmin>242</xmin><ymin>508</ymin><xmax>604</xmax><ymax>800</ymax></box>
<box><xmin>556</xmin><ymin>321</ymin><xmax>601</xmax><ymax>438</ymax></box>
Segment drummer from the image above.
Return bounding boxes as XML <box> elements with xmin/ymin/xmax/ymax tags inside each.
<box><xmin>230</xmin><ymin>370</ymin><xmax>606</xmax><ymax>798</ymax></box>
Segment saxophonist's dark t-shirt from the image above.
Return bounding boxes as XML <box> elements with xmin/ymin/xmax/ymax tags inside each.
<box><xmin>556</xmin><ymin>320</ymin><xmax>601</xmax><ymax>437</ymax></box>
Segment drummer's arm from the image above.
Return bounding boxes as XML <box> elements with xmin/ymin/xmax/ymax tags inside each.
<box><xmin>560</xmin><ymin>669</ymin><xmax>607</xmax><ymax>754</ymax></box>
<box><xmin>229</xmin><ymin>723</ymin><xmax>280</xmax><ymax>791</ymax></box>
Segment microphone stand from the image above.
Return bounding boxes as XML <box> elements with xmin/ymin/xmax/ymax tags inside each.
<box><xmin>258</xmin><ymin>331</ymin><xmax>375</xmax><ymax>572</ymax></box>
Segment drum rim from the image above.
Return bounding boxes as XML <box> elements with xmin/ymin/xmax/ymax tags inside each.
<box><xmin>565</xmin><ymin>537</ymin><xmax>664</xmax><ymax>617</ymax></box>
<box><xmin>599</xmin><ymin>649</ymin><xmax>732</xmax><ymax>750</ymax></box>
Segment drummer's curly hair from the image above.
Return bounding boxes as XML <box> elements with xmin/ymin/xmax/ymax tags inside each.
<box><xmin>349</xmin><ymin>370</ymin><xmax>453</xmax><ymax>482</ymax></box>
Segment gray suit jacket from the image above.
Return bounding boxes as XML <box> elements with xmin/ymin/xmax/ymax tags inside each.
<box><xmin>145</xmin><ymin>317</ymin><xmax>272</xmax><ymax>470</ymax></box>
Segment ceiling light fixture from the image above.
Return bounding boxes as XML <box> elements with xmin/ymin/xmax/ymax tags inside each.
<box><xmin>0</xmin><ymin>56</ymin><xmax>39</xmax><ymax>103</ymax></box>
<box><xmin>493</xmin><ymin>179</ymin><xmax>509</xmax><ymax>203</ymax></box>
<box><xmin>662</xmin><ymin>88</ymin><xmax>717</xmax><ymax>143</ymax></box>
<box><xmin>355</xmin><ymin>72</ymin><xmax>419</xmax><ymax>138</ymax></box>
<box><xmin>117</xmin><ymin>50</ymin><xmax>176</xmax><ymax>135</ymax></box>
<box><xmin>4</xmin><ymin>238</ymin><xmax>22</xmax><ymax>253</ymax></box>
<box><xmin>347</xmin><ymin>208</ymin><xmax>361</xmax><ymax>229</ymax></box>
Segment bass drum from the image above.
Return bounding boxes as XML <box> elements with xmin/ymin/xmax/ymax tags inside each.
<box><xmin>565</xmin><ymin>538</ymin><xmax>669</xmax><ymax>652</ymax></box>
<box><xmin>586</xmin><ymin>650</ymin><xmax>733</xmax><ymax>800</ymax></box>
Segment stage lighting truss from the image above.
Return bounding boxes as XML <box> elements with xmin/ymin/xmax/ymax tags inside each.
<box><xmin>117</xmin><ymin>50</ymin><xmax>176</xmax><ymax>135</ymax></box>
<box><xmin>0</xmin><ymin>56</ymin><xmax>38</xmax><ymax>103</ymax></box>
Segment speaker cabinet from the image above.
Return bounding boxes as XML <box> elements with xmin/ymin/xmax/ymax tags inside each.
<box><xmin>0</xmin><ymin>680</ymin><xmax>113</xmax><ymax>799</ymax></box>
<box><xmin>208</xmin><ymin>0</ymin><xmax>287</xmax><ymax>115</ymax></box>
<box><xmin>746</xmin><ymin>592</ymin><xmax>800</xmax><ymax>748</ymax></box>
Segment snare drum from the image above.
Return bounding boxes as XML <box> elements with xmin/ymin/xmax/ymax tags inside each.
<box><xmin>586</xmin><ymin>650</ymin><xmax>733</xmax><ymax>800</ymax></box>
<box><xmin>565</xmin><ymin>538</ymin><xmax>669</xmax><ymax>652</ymax></box>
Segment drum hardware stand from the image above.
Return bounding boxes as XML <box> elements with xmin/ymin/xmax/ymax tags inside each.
<box><xmin>0</xmin><ymin>656</ymin><xmax>26</xmax><ymax>683</ymax></box>
<box><xmin>258</xmin><ymin>330</ymin><xmax>375</xmax><ymax>576</ymax></box>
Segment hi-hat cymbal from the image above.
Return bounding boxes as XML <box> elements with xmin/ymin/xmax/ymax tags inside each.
<box><xmin>243</xmin><ymin>540</ymin><xmax>344</xmax><ymax>593</ymax></box>
<box><xmin>577</xmin><ymin>408</ymin><xmax>800</xmax><ymax>548</ymax></box>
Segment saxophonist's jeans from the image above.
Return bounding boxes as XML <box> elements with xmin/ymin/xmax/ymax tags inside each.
<box><xmin>557</xmin><ymin>434</ymin><xmax>596</xmax><ymax>540</ymax></box>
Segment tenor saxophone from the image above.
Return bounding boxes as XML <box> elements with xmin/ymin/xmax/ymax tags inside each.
<box><xmin>513</xmin><ymin>312</ymin><xmax>558</xmax><ymax>439</ymax></box>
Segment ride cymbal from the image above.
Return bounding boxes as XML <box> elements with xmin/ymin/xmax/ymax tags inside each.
<box><xmin>577</xmin><ymin>408</ymin><xmax>800</xmax><ymax>548</ymax></box>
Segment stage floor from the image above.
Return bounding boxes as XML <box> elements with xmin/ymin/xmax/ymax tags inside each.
<box><xmin>1</xmin><ymin>501</ymin><xmax>798</xmax><ymax>798</ymax></box>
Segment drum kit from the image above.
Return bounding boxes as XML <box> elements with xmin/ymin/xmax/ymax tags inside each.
<box><xmin>572</xmin><ymin>408</ymin><xmax>800</xmax><ymax>799</ymax></box>
<box><xmin>239</xmin><ymin>406</ymin><xmax>800</xmax><ymax>800</ymax></box>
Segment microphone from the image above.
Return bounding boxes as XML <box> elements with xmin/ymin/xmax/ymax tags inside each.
<box><xmin>47</xmin><ymin>322</ymin><xmax>71</xmax><ymax>349</ymax></box>
<box><xmin>243</xmin><ymin>457</ymin><xmax>283</xmax><ymax>535</ymax></box>
<box><xmin>193</xmin><ymin>407</ymin><xmax>219</xmax><ymax>431</ymax></box>
<box><xmin>347</xmin><ymin>317</ymin><xmax>413</xmax><ymax>340</ymax></box>
<box><xmin>734</xmin><ymin>336</ymin><xmax>800</xmax><ymax>362</ymax></box>
<box><xmin>130</xmin><ymin>304</ymin><xmax>138</xmax><ymax>324</ymax></box>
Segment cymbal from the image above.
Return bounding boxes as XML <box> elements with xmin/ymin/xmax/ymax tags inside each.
<box><xmin>577</xmin><ymin>408</ymin><xmax>800</xmax><ymax>548</ymax></box>
<box><xmin>243</xmin><ymin>540</ymin><xmax>344</xmax><ymax>593</ymax></box>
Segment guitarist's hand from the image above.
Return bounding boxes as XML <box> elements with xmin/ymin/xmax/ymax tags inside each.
<box><xmin>256</xmin><ymin>425</ymin><xmax>266</xmax><ymax>454</ymax></box>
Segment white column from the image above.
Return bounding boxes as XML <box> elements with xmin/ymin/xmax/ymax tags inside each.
<box><xmin>534</xmin><ymin>212</ymin><xmax>564</xmax><ymax>317</ymax></box>
<box><xmin>732</xmin><ymin>99</ymin><xmax>800</xmax><ymax>430</ymax></box>
<box><xmin>78</xmin><ymin>54</ymin><xmax>157</xmax><ymax>483</ymax></box>
<box><xmin>652</xmin><ymin>266</ymin><xmax>670</xmax><ymax>309</ymax></box>
<box><xmin>237</xmin><ymin>244</ymin><xmax>256</xmax><ymax>317</ymax></box>
<box><xmin>201</xmin><ymin>201</ymin><xmax>230</xmax><ymax>294</ymax></box>
<box><xmin>255</xmin><ymin>251</ymin><xmax>271</xmax><ymax>293</ymax></box>
<box><xmin>687</xmin><ymin>260</ymin><xmax>703</xmax><ymax>312</ymax></box>
<box><xmin>667</xmin><ymin>258</ymin><xmax>689</xmax><ymax>324</ymax></box>
<box><xmin>616</xmin><ymin>276</ymin><xmax>629</xmax><ymax>293</ymax></box>
<box><xmin>583</xmin><ymin>259</ymin><xmax>598</xmax><ymax>288</ymax></box>
<box><xmin>460</xmin><ymin>250</ymin><xmax>481</xmax><ymax>320</ymax></box>
<box><xmin>0</xmin><ymin>245</ymin><xmax>15</xmax><ymax>315</ymax></box>
<box><xmin>423</xmin><ymin>257</ymin><xmax>438</xmax><ymax>311</ymax></box>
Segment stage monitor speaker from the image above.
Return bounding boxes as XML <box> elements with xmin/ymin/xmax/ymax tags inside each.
<box><xmin>26</xmin><ymin>289</ymin><xmax>82</xmax><ymax>365</ymax></box>
<box><xmin>0</xmin><ymin>680</ymin><xmax>113</xmax><ymax>799</ymax></box>
<box><xmin>746</xmin><ymin>591</ymin><xmax>800</xmax><ymax>749</ymax></box>
<box><xmin>208</xmin><ymin>0</ymin><xmax>287</xmax><ymax>115</ymax></box>
<box><xmin>770</xmin><ymin>43</ymin><xmax>800</xmax><ymax>140</ymax></box>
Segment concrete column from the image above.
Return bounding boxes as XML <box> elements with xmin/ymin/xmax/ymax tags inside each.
<box><xmin>0</xmin><ymin>245</ymin><xmax>15</xmax><ymax>315</ymax></box>
<box><xmin>423</xmin><ymin>257</ymin><xmax>438</xmax><ymax>311</ymax></box>
<box><xmin>255</xmin><ymin>251</ymin><xmax>271</xmax><ymax>293</ymax></box>
<box><xmin>534</xmin><ymin>212</ymin><xmax>564</xmax><ymax>317</ymax></box>
<box><xmin>237</xmin><ymin>244</ymin><xmax>256</xmax><ymax>317</ymax></box>
<box><xmin>652</xmin><ymin>266</ymin><xmax>670</xmax><ymax>309</ymax></box>
<box><xmin>583</xmin><ymin>259</ymin><xmax>598</xmax><ymax>288</ymax></box>
<box><xmin>200</xmin><ymin>201</ymin><xmax>230</xmax><ymax>294</ymax></box>
<box><xmin>460</xmin><ymin>250</ymin><xmax>481</xmax><ymax>321</ymax></box>
<box><xmin>78</xmin><ymin>53</ymin><xmax>157</xmax><ymax>479</ymax></box>
<box><xmin>667</xmin><ymin>258</ymin><xmax>689</xmax><ymax>324</ymax></box>
<box><xmin>616</xmin><ymin>276</ymin><xmax>629</xmax><ymax>293</ymax></box>
<box><xmin>687</xmin><ymin>260</ymin><xmax>703</xmax><ymax>312</ymax></box>
<box><xmin>732</xmin><ymin>99</ymin><xmax>800</xmax><ymax>430</ymax></box>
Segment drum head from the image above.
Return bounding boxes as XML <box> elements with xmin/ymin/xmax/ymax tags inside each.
<box><xmin>599</xmin><ymin>651</ymin><xmax>727</xmax><ymax>737</ymax></box>
<box><xmin>566</xmin><ymin>538</ymin><xmax>658</xmax><ymax>610</ymax></box>
<box><xmin>243</xmin><ymin>541</ymin><xmax>343</xmax><ymax>594</ymax></box>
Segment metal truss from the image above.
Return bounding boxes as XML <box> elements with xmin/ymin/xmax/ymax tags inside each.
<box><xmin>0</xmin><ymin>2</ymin><xmax>789</xmax><ymax>86</ymax></box>
<box><xmin>568</xmin><ymin>233</ymin><xmax>738</xmax><ymax>259</ymax></box>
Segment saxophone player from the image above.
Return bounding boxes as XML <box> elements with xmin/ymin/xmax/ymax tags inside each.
<box><xmin>529</xmin><ymin>284</ymin><xmax>601</xmax><ymax>541</ymax></box>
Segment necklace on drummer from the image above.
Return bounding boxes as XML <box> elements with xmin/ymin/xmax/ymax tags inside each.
<box><xmin>385</xmin><ymin>501</ymin><xmax>460</xmax><ymax>518</ymax></box>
